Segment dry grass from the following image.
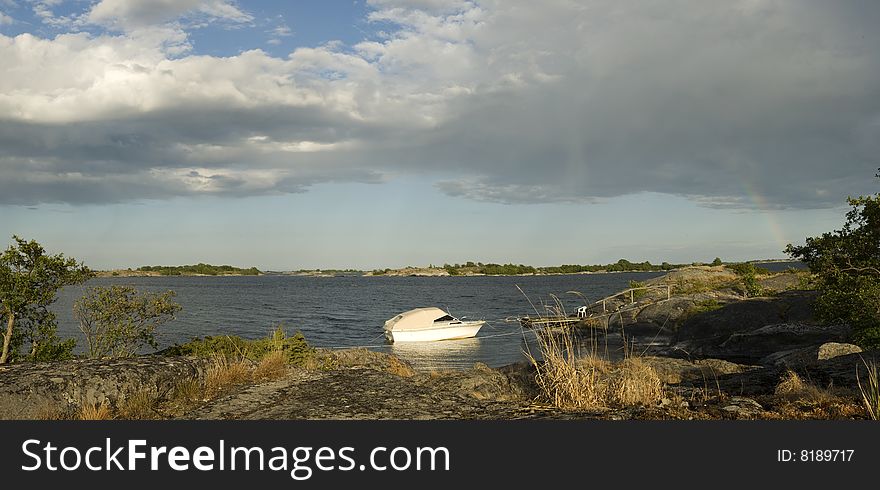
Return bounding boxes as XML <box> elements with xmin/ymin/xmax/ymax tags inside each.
<box><xmin>35</xmin><ymin>402</ymin><xmax>74</xmax><ymax>420</ymax></box>
<box><xmin>774</xmin><ymin>370</ymin><xmax>833</xmax><ymax>403</ymax></box>
<box><xmin>204</xmin><ymin>356</ymin><xmax>253</xmax><ymax>397</ymax></box>
<box><xmin>253</xmin><ymin>349</ymin><xmax>288</xmax><ymax>381</ymax></box>
<box><xmin>173</xmin><ymin>378</ymin><xmax>204</xmax><ymax>404</ymax></box>
<box><xmin>608</xmin><ymin>358</ymin><xmax>664</xmax><ymax>406</ymax></box>
<box><xmin>386</xmin><ymin>355</ymin><xmax>416</xmax><ymax>377</ymax></box>
<box><xmin>117</xmin><ymin>390</ymin><xmax>160</xmax><ymax>419</ymax></box>
<box><xmin>79</xmin><ymin>401</ymin><xmax>112</xmax><ymax>420</ymax></box>
<box><xmin>857</xmin><ymin>358</ymin><xmax>880</xmax><ymax>420</ymax></box>
<box><xmin>527</xmin><ymin>327</ymin><xmax>665</xmax><ymax>410</ymax></box>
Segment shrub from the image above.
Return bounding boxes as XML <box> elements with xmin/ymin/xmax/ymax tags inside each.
<box><xmin>74</xmin><ymin>286</ymin><xmax>181</xmax><ymax>358</ymax></box>
<box><xmin>165</xmin><ymin>326</ymin><xmax>314</xmax><ymax>366</ymax></box>
<box><xmin>628</xmin><ymin>280</ymin><xmax>648</xmax><ymax>300</ymax></box>
<box><xmin>786</xmin><ymin>174</ymin><xmax>880</xmax><ymax>348</ymax></box>
<box><xmin>727</xmin><ymin>263</ymin><xmax>765</xmax><ymax>297</ymax></box>
<box><xmin>0</xmin><ymin>236</ymin><xmax>90</xmax><ymax>363</ymax></box>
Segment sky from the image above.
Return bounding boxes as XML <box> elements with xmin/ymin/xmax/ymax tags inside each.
<box><xmin>0</xmin><ymin>0</ymin><xmax>878</xmax><ymax>270</ymax></box>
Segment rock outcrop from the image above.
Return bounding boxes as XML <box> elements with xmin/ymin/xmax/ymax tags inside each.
<box><xmin>0</xmin><ymin>356</ymin><xmax>209</xmax><ymax>419</ymax></box>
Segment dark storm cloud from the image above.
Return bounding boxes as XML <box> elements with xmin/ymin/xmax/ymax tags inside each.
<box><xmin>0</xmin><ymin>0</ymin><xmax>878</xmax><ymax>208</ymax></box>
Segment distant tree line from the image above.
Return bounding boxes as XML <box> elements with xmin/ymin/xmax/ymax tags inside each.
<box><xmin>138</xmin><ymin>263</ymin><xmax>261</xmax><ymax>276</ymax></box>
<box><xmin>439</xmin><ymin>259</ymin><xmax>698</xmax><ymax>276</ymax></box>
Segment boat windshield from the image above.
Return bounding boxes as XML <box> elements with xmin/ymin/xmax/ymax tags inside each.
<box><xmin>433</xmin><ymin>314</ymin><xmax>455</xmax><ymax>322</ymax></box>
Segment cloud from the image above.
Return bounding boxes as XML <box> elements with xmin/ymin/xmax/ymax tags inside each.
<box><xmin>0</xmin><ymin>11</ymin><xmax>12</xmax><ymax>25</ymax></box>
<box><xmin>0</xmin><ymin>0</ymin><xmax>878</xmax><ymax>208</ymax></box>
<box><xmin>86</xmin><ymin>0</ymin><xmax>253</xmax><ymax>30</ymax></box>
<box><xmin>267</xmin><ymin>23</ymin><xmax>291</xmax><ymax>46</ymax></box>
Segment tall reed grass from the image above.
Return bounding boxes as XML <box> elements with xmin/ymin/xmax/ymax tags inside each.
<box><xmin>526</xmin><ymin>326</ymin><xmax>664</xmax><ymax>410</ymax></box>
<box><xmin>857</xmin><ymin>358</ymin><xmax>880</xmax><ymax>420</ymax></box>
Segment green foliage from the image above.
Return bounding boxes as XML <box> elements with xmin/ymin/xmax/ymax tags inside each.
<box><xmin>628</xmin><ymin>280</ymin><xmax>648</xmax><ymax>300</ymax></box>
<box><xmin>477</xmin><ymin>263</ymin><xmax>537</xmax><ymax>275</ymax></box>
<box><xmin>29</xmin><ymin>315</ymin><xmax>76</xmax><ymax>362</ymax></box>
<box><xmin>727</xmin><ymin>262</ymin><xmax>770</xmax><ymax>276</ymax></box>
<box><xmin>438</xmin><ymin>259</ymin><xmax>690</xmax><ymax>276</ymax></box>
<box><xmin>0</xmin><ymin>236</ymin><xmax>90</xmax><ymax>363</ymax></box>
<box><xmin>711</xmin><ymin>257</ymin><xmax>723</xmax><ymax>266</ymax></box>
<box><xmin>690</xmin><ymin>299</ymin><xmax>723</xmax><ymax>314</ymax></box>
<box><xmin>74</xmin><ymin>286</ymin><xmax>182</xmax><ymax>358</ymax></box>
<box><xmin>137</xmin><ymin>263</ymin><xmax>261</xmax><ymax>276</ymax></box>
<box><xmin>165</xmin><ymin>326</ymin><xmax>314</xmax><ymax>366</ymax></box>
<box><xmin>443</xmin><ymin>264</ymin><xmax>459</xmax><ymax>275</ymax></box>
<box><xmin>727</xmin><ymin>262</ymin><xmax>766</xmax><ymax>297</ymax></box>
<box><xmin>786</xmin><ymin>172</ymin><xmax>880</xmax><ymax>348</ymax></box>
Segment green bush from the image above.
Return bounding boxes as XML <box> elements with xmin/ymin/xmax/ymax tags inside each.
<box><xmin>628</xmin><ymin>280</ymin><xmax>648</xmax><ymax>300</ymax></box>
<box><xmin>727</xmin><ymin>263</ymin><xmax>765</xmax><ymax>297</ymax></box>
<box><xmin>0</xmin><ymin>236</ymin><xmax>89</xmax><ymax>364</ymax></box>
<box><xmin>786</xmin><ymin>171</ymin><xmax>880</xmax><ymax>348</ymax></box>
<box><xmin>74</xmin><ymin>286</ymin><xmax>181</xmax><ymax>358</ymax></box>
<box><xmin>165</xmin><ymin>327</ymin><xmax>314</xmax><ymax>366</ymax></box>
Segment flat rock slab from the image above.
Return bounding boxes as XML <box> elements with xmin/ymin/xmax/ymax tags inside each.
<box><xmin>186</xmin><ymin>367</ymin><xmax>533</xmax><ymax>420</ymax></box>
<box><xmin>0</xmin><ymin>356</ymin><xmax>208</xmax><ymax>419</ymax></box>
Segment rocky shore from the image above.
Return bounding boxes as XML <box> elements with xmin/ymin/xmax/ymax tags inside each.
<box><xmin>0</xmin><ymin>266</ymin><xmax>874</xmax><ymax>420</ymax></box>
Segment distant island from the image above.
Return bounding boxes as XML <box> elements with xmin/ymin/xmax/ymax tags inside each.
<box><xmin>96</xmin><ymin>263</ymin><xmax>262</xmax><ymax>277</ymax></box>
<box><xmin>94</xmin><ymin>258</ymin><xmax>801</xmax><ymax>278</ymax></box>
<box><xmin>365</xmin><ymin>258</ymin><xmax>788</xmax><ymax>277</ymax></box>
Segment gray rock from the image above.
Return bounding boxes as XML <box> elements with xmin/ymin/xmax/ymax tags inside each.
<box><xmin>799</xmin><ymin>350</ymin><xmax>880</xmax><ymax>390</ymax></box>
<box><xmin>674</xmin><ymin>290</ymin><xmax>818</xmax><ymax>345</ymax></box>
<box><xmin>818</xmin><ymin>342</ymin><xmax>863</xmax><ymax>361</ymax></box>
<box><xmin>639</xmin><ymin>356</ymin><xmax>759</xmax><ymax>384</ymax></box>
<box><xmin>0</xmin><ymin>356</ymin><xmax>210</xmax><ymax>419</ymax></box>
<box><xmin>715</xmin><ymin>323</ymin><xmax>851</xmax><ymax>362</ymax></box>
<box><xmin>762</xmin><ymin>342</ymin><xmax>863</xmax><ymax>367</ymax></box>
<box><xmin>721</xmin><ymin>396</ymin><xmax>764</xmax><ymax>418</ymax></box>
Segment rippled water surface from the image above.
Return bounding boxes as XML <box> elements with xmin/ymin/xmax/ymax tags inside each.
<box><xmin>52</xmin><ymin>272</ymin><xmax>674</xmax><ymax>369</ymax></box>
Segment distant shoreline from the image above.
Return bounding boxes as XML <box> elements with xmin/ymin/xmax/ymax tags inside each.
<box><xmin>94</xmin><ymin>259</ymin><xmax>803</xmax><ymax>278</ymax></box>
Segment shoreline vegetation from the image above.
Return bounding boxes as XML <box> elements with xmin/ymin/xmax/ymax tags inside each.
<box><xmin>94</xmin><ymin>258</ymin><xmax>800</xmax><ymax>278</ymax></box>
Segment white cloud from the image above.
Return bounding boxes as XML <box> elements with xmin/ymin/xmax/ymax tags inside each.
<box><xmin>0</xmin><ymin>0</ymin><xmax>878</xmax><ymax>207</ymax></box>
<box><xmin>0</xmin><ymin>11</ymin><xmax>12</xmax><ymax>25</ymax></box>
<box><xmin>269</xmin><ymin>24</ymin><xmax>291</xmax><ymax>37</ymax></box>
<box><xmin>267</xmin><ymin>23</ymin><xmax>291</xmax><ymax>46</ymax></box>
<box><xmin>87</xmin><ymin>0</ymin><xmax>252</xmax><ymax>30</ymax></box>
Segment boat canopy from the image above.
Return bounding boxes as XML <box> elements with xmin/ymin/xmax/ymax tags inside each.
<box><xmin>384</xmin><ymin>307</ymin><xmax>456</xmax><ymax>332</ymax></box>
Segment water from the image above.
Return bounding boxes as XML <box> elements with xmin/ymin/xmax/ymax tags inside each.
<box><xmin>753</xmin><ymin>260</ymin><xmax>806</xmax><ymax>272</ymax></box>
<box><xmin>51</xmin><ymin>272</ymin><xmax>664</xmax><ymax>370</ymax></box>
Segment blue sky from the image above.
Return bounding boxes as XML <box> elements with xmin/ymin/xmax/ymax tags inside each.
<box><xmin>0</xmin><ymin>1</ymin><xmax>877</xmax><ymax>270</ymax></box>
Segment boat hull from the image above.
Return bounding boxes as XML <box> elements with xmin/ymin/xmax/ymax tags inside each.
<box><xmin>385</xmin><ymin>321</ymin><xmax>484</xmax><ymax>343</ymax></box>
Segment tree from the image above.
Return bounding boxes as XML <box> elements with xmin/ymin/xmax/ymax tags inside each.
<box><xmin>786</xmin><ymin>171</ymin><xmax>880</xmax><ymax>348</ymax></box>
<box><xmin>711</xmin><ymin>257</ymin><xmax>723</xmax><ymax>266</ymax></box>
<box><xmin>74</xmin><ymin>286</ymin><xmax>182</xmax><ymax>358</ymax></box>
<box><xmin>0</xmin><ymin>236</ymin><xmax>90</xmax><ymax>364</ymax></box>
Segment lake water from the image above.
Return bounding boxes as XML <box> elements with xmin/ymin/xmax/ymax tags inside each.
<box><xmin>50</xmin><ymin>262</ymin><xmax>802</xmax><ymax>370</ymax></box>
<box><xmin>51</xmin><ymin>272</ymin><xmax>665</xmax><ymax>370</ymax></box>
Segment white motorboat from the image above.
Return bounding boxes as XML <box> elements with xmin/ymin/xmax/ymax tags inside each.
<box><xmin>384</xmin><ymin>307</ymin><xmax>485</xmax><ymax>343</ymax></box>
